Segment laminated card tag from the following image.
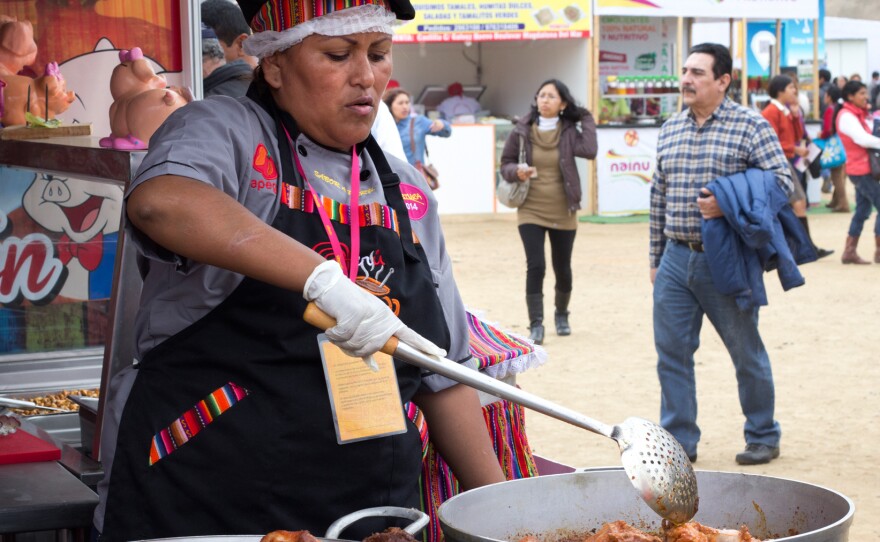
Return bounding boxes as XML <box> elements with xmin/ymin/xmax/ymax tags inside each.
<box><xmin>318</xmin><ymin>334</ymin><xmax>407</xmax><ymax>444</ymax></box>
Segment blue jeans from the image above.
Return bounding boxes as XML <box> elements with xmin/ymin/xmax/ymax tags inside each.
<box><xmin>653</xmin><ymin>241</ymin><xmax>781</xmax><ymax>457</ymax></box>
<box><xmin>847</xmin><ymin>174</ymin><xmax>880</xmax><ymax>237</ymax></box>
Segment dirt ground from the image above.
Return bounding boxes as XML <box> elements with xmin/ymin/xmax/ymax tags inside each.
<box><xmin>439</xmin><ymin>200</ymin><xmax>879</xmax><ymax>540</ymax></box>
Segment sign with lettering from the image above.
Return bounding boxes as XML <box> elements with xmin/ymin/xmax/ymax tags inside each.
<box><xmin>595</xmin><ymin>126</ymin><xmax>659</xmax><ymax>216</ymax></box>
<box><xmin>596</xmin><ymin>0</ymin><xmax>818</xmax><ymax>19</ymax></box>
<box><xmin>393</xmin><ymin>1</ymin><xmax>592</xmax><ymax>43</ymax></box>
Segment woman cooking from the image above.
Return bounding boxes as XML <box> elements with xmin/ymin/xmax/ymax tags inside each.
<box><xmin>94</xmin><ymin>1</ymin><xmax>505</xmax><ymax>540</ymax></box>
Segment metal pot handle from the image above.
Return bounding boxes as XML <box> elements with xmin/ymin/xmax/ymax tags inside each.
<box><xmin>325</xmin><ymin>507</ymin><xmax>429</xmax><ymax>539</ymax></box>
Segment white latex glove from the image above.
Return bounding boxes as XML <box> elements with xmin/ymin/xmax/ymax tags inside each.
<box><xmin>303</xmin><ymin>260</ymin><xmax>447</xmax><ymax>361</ymax></box>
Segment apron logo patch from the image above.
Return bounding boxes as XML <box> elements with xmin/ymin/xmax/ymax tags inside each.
<box><xmin>355</xmin><ymin>249</ymin><xmax>399</xmax><ymax>315</ymax></box>
<box><xmin>399</xmin><ymin>184</ymin><xmax>429</xmax><ymax>221</ymax></box>
<box><xmin>252</xmin><ymin>143</ymin><xmax>278</xmax><ymax>180</ymax></box>
<box><xmin>148</xmin><ymin>382</ymin><xmax>250</xmax><ymax>466</ymax></box>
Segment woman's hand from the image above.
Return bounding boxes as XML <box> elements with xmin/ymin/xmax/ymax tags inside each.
<box><xmin>794</xmin><ymin>145</ymin><xmax>809</xmax><ymax>157</ymax></box>
<box><xmin>304</xmin><ymin>261</ymin><xmax>447</xmax><ymax>360</ymax></box>
<box><xmin>429</xmin><ymin>119</ymin><xmax>446</xmax><ymax>133</ymax></box>
<box><xmin>516</xmin><ymin>165</ymin><xmax>535</xmax><ymax>182</ymax></box>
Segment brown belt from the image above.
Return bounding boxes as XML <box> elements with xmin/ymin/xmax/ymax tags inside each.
<box><xmin>672</xmin><ymin>239</ymin><xmax>704</xmax><ymax>252</ymax></box>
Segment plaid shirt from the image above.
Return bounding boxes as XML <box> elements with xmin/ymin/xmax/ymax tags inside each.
<box><xmin>649</xmin><ymin>97</ymin><xmax>792</xmax><ymax>268</ymax></box>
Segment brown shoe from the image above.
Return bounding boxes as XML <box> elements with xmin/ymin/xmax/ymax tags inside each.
<box><xmin>842</xmin><ymin>235</ymin><xmax>871</xmax><ymax>265</ymax></box>
<box><xmin>875</xmin><ymin>236</ymin><xmax>880</xmax><ymax>264</ymax></box>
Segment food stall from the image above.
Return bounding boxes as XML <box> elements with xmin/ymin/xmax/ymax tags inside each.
<box><xmin>591</xmin><ymin>0</ymin><xmax>821</xmax><ymax>216</ymax></box>
<box><xmin>389</xmin><ymin>0</ymin><xmax>594</xmax><ymax>215</ymax></box>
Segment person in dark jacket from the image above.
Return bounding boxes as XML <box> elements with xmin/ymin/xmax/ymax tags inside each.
<box><xmin>499</xmin><ymin>78</ymin><xmax>597</xmax><ymax>344</ymax></box>
<box><xmin>201</xmin><ymin>0</ymin><xmax>257</xmax><ymax>69</ymax></box>
<box><xmin>201</xmin><ymin>25</ymin><xmax>251</xmax><ymax>98</ymax></box>
<box><xmin>203</xmin><ymin>54</ymin><xmax>253</xmax><ymax>97</ymax></box>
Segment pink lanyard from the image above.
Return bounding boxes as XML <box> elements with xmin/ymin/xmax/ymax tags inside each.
<box><xmin>284</xmin><ymin>127</ymin><xmax>361</xmax><ymax>282</ymax></box>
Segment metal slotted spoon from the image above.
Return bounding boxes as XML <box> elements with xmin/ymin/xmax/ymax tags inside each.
<box><xmin>304</xmin><ymin>304</ymin><xmax>699</xmax><ymax>525</ymax></box>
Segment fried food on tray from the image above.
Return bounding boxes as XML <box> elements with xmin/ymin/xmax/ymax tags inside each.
<box><xmin>363</xmin><ymin>527</ymin><xmax>419</xmax><ymax>542</ymax></box>
<box><xmin>585</xmin><ymin>520</ymin><xmax>662</xmax><ymax>542</ymax></box>
<box><xmin>260</xmin><ymin>530</ymin><xmax>320</xmax><ymax>542</ymax></box>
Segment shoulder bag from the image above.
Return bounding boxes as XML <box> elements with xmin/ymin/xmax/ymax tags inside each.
<box><xmin>411</xmin><ymin>118</ymin><xmax>440</xmax><ymax>190</ymax></box>
<box><xmin>496</xmin><ymin>134</ymin><xmax>530</xmax><ymax>208</ymax></box>
<box><xmin>816</xmin><ymin>134</ymin><xmax>846</xmax><ymax>170</ymax></box>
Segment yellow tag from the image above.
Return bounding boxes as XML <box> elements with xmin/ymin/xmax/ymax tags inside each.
<box><xmin>318</xmin><ymin>335</ymin><xmax>407</xmax><ymax>444</ymax></box>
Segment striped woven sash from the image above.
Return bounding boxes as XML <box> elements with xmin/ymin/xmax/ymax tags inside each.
<box><xmin>280</xmin><ymin>183</ymin><xmax>400</xmax><ymax>235</ymax></box>
<box><xmin>148</xmin><ymin>382</ymin><xmax>250</xmax><ymax>466</ymax></box>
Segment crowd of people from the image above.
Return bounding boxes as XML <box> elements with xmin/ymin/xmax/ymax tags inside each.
<box><xmin>89</xmin><ymin>0</ymin><xmax>880</xmax><ymax>538</ymax></box>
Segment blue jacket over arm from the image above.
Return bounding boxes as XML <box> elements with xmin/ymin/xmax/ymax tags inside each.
<box><xmin>702</xmin><ymin>168</ymin><xmax>817</xmax><ymax>311</ymax></box>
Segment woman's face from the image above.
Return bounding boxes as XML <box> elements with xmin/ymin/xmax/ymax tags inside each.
<box><xmin>780</xmin><ymin>82</ymin><xmax>799</xmax><ymax>106</ymax></box>
<box><xmin>264</xmin><ymin>32</ymin><xmax>392</xmax><ymax>150</ymax></box>
<box><xmin>848</xmin><ymin>87</ymin><xmax>870</xmax><ymax>109</ymax></box>
<box><xmin>536</xmin><ymin>83</ymin><xmax>567</xmax><ymax>119</ymax></box>
<box><xmin>390</xmin><ymin>93</ymin><xmax>410</xmax><ymax>122</ymax></box>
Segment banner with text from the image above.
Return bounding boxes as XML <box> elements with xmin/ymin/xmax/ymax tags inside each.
<box><xmin>596</xmin><ymin>126</ymin><xmax>658</xmax><ymax>216</ymax></box>
<box><xmin>599</xmin><ymin>16</ymin><xmax>676</xmax><ymax>78</ymax></box>
<box><xmin>393</xmin><ymin>1</ymin><xmax>591</xmax><ymax>43</ymax></box>
<box><xmin>596</xmin><ymin>0</ymin><xmax>818</xmax><ymax>20</ymax></box>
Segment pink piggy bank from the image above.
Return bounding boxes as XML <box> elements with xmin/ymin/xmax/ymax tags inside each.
<box><xmin>32</xmin><ymin>63</ymin><xmax>75</xmax><ymax>119</ymax></box>
<box><xmin>99</xmin><ymin>47</ymin><xmax>187</xmax><ymax>150</ymax></box>
<box><xmin>0</xmin><ymin>17</ymin><xmax>39</xmax><ymax>127</ymax></box>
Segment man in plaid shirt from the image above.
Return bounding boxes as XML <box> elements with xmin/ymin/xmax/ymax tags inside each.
<box><xmin>649</xmin><ymin>43</ymin><xmax>792</xmax><ymax>466</ymax></box>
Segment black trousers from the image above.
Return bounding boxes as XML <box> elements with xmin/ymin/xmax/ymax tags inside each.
<box><xmin>518</xmin><ymin>223</ymin><xmax>576</xmax><ymax>296</ymax></box>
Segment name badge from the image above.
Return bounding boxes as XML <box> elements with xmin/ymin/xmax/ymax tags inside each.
<box><xmin>318</xmin><ymin>334</ymin><xmax>407</xmax><ymax>444</ymax></box>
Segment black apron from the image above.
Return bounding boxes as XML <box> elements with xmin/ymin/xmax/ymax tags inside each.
<box><xmin>101</xmin><ymin>93</ymin><xmax>450</xmax><ymax>541</ymax></box>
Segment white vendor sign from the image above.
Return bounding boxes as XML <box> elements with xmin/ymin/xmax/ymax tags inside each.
<box><xmin>596</xmin><ymin>126</ymin><xmax>659</xmax><ymax>216</ymax></box>
<box><xmin>595</xmin><ymin>0</ymin><xmax>819</xmax><ymax>20</ymax></box>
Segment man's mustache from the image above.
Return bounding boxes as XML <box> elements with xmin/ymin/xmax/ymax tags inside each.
<box><xmin>682</xmin><ymin>86</ymin><xmax>697</xmax><ymax>94</ymax></box>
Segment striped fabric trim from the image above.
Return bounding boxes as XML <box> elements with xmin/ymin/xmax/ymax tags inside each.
<box><xmin>252</xmin><ymin>0</ymin><xmax>385</xmax><ymax>33</ymax></box>
<box><xmin>467</xmin><ymin>312</ymin><xmax>535</xmax><ymax>371</ymax></box>
<box><xmin>405</xmin><ymin>402</ymin><xmax>429</xmax><ymax>461</ymax></box>
<box><xmin>280</xmin><ymin>183</ymin><xmax>400</xmax><ymax>234</ymax></box>
<box><xmin>148</xmin><ymin>382</ymin><xmax>250</xmax><ymax>466</ymax></box>
<box><xmin>408</xmin><ymin>399</ymin><xmax>538</xmax><ymax>542</ymax></box>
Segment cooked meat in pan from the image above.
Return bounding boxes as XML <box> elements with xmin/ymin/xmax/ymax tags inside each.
<box><xmin>260</xmin><ymin>530</ymin><xmax>320</xmax><ymax>542</ymax></box>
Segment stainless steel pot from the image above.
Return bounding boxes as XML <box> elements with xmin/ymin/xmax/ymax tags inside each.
<box><xmin>133</xmin><ymin>506</ymin><xmax>429</xmax><ymax>542</ymax></box>
<box><xmin>438</xmin><ymin>470</ymin><xmax>854</xmax><ymax>542</ymax></box>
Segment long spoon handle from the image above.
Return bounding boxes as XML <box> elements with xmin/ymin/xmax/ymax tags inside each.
<box><xmin>304</xmin><ymin>303</ymin><xmax>615</xmax><ymax>438</ymax></box>
<box><xmin>0</xmin><ymin>397</ymin><xmax>69</xmax><ymax>412</ymax></box>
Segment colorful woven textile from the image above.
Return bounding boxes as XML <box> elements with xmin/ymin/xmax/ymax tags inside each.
<box><xmin>249</xmin><ymin>0</ymin><xmax>388</xmax><ymax>33</ymax></box>
<box><xmin>281</xmin><ymin>184</ymin><xmax>400</xmax><ymax>234</ymax></box>
<box><xmin>410</xmin><ymin>399</ymin><xmax>538</xmax><ymax>542</ymax></box>
<box><xmin>148</xmin><ymin>382</ymin><xmax>250</xmax><ymax>466</ymax></box>
<box><xmin>466</xmin><ymin>311</ymin><xmax>547</xmax><ymax>379</ymax></box>
<box><xmin>406</xmin><ymin>313</ymin><xmax>543</xmax><ymax>542</ymax></box>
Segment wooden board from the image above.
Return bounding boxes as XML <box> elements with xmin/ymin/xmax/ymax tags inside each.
<box><xmin>0</xmin><ymin>430</ymin><xmax>61</xmax><ymax>465</ymax></box>
<box><xmin>0</xmin><ymin>123</ymin><xmax>92</xmax><ymax>140</ymax></box>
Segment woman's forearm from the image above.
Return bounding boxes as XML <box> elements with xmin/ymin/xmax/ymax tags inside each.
<box><xmin>414</xmin><ymin>383</ymin><xmax>506</xmax><ymax>490</ymax></box>
<box><xmin>127</xmin><ymin>175</ymin><xmax>325</xmax><ymax>292</ymax></box>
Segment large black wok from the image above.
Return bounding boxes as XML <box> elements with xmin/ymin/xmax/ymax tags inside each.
<box><xmin>438</xmin><ymin>470</ymin><xmax>854</xmax><ymax>542</ymax></box>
